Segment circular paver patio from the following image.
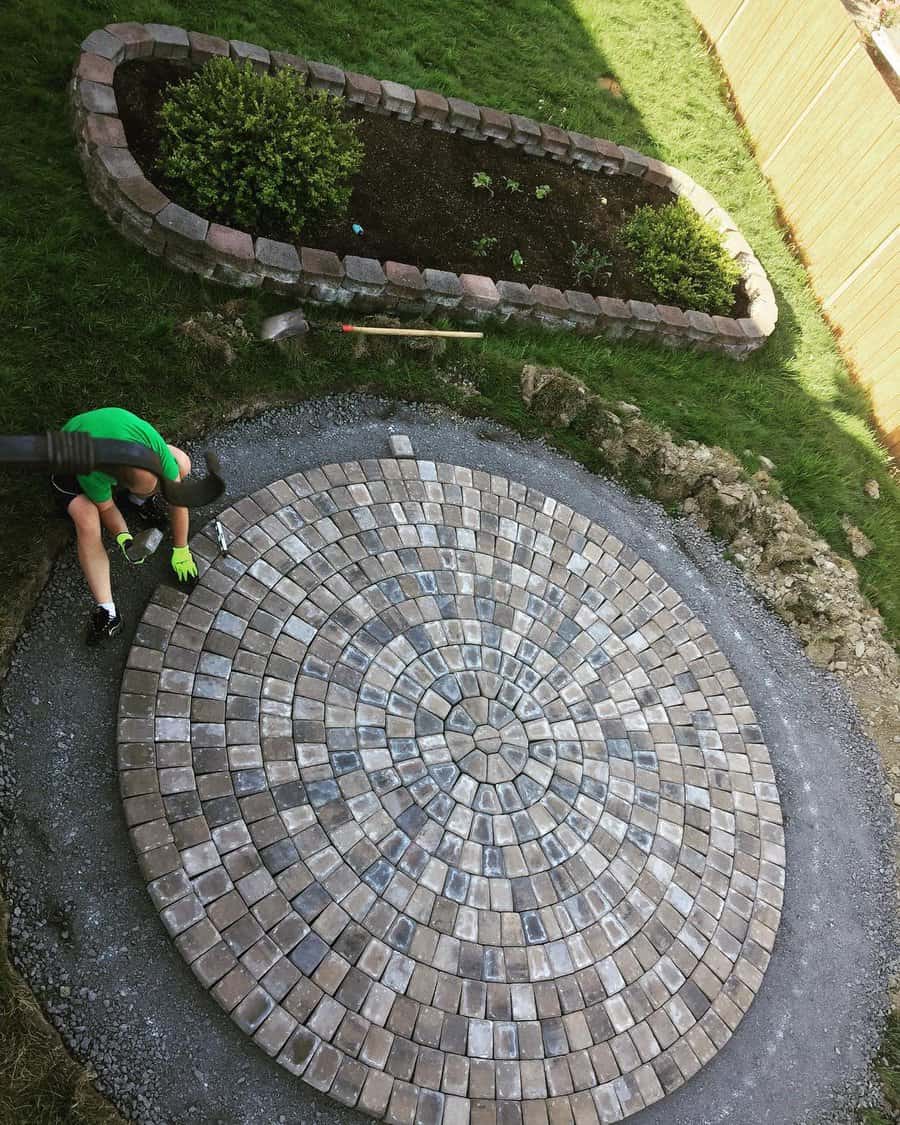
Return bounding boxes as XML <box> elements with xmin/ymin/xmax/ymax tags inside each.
<box><xmin>118</xmin><ymin>455</ymin><xmax>784</xmax><ymax>1124</ymax></box>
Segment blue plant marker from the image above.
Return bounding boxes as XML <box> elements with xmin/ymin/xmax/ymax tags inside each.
<box><xmin>352</xmin><ymin>222</ymin><xmax>364</xmax><ymax>235</ymax></box>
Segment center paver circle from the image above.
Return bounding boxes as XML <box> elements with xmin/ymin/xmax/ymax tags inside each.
<box><xmin>118</xmin><ymin>457</ymin><xmax>784</xmax><ymax>1124</ymax></box>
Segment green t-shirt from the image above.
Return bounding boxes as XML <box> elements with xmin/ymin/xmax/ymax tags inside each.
<box><xmin>62</xmin><ymin>408</ymin><xmax>179</xmax><ymax>503</ymax></box>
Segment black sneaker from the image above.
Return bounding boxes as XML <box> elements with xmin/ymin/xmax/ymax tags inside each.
<box><xmin>86</xmin><ymin>606</ymin><xmax>122</xmax><ymax>646</ymax></box>
<box><xmin>129</xmin><ymin>491</ymin><xmax>169</xmax><ymax>529</ymax></box>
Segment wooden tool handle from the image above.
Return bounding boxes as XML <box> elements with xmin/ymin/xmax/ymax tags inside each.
<box><xmin>341</xmin><ymin>325</ymin><xmax>483</xmax><ymax>339</ymax></box>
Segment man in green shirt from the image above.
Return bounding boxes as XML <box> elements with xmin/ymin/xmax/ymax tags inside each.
<box><xmin>52</xmin><ymin>408</ymin><xmax>199</xmax><ymax>644</ymax></box>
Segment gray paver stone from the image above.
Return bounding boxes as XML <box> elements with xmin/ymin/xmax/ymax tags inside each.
<box><xmin>270</xmin><ymin>51</ymin><xmax>309</xmax><ymax>80</ymax></box>
<box><xmin>447</xmin><ymin>98</ymin><xmax>480</xmax><ymax>133</ymax></box>
<box><xmin>145</xmin><ymin>23</ymin><xmax>191</xmax><ymax>59</ymax></box>
<box><xmin>189</xmin><ymin>31</ymin><xmax>229</xmax><ymax>64</ymax></box>
<box><xmin>307</xmin><ymin>60</ymin><xmax>345</xmax><ymax>95</ymax></box>
<box><xmin>388</xmin><ymin>435</ymin><xmax>414</xmax><ymax>458</ymax></box>
<box><xmin>81</xmin><ymin>28</ymin><xmax>126</xmax><ymax>62</ymax></box>
<box><xmin>230</xmin><ymin>40</ymin><xmax>271</xmax><ymax>73</ymax></box>
<box><xmin>255</xmin><ymin>238</ymin><xmax>302</xmax><ymax>282</ymax></box>
<box><xmin>381</xmin><ymin>81</ymin><xmax>416</xmax><ymax>117</ymax></box>
<box><xmin>155</xmin><ymin>203</ymin><xmax>209</xmax><ymax>247</ymax></box>
<box><xmin>77</xmin><ymin>79</ymin><xmax>117</xmax><ymax>116</ymax></box>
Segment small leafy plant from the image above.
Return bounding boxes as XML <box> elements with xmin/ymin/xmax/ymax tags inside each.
<box><xmin>504</xmin><ymin>177</ymin><xmax>522</xmax><ymax>193</ymax></box>
<box><xmin>621</xmin><ymin>197</ymin><xmax>741</xmax><ymax>314</ymax></box>
<box><xmin>472</xmin><ymin>235</ymin><xmax>498</xmax><ymax>257</ymax></box>
<box><xmin>157</xmin><ymin>58</ymin><xmax>363</xmax><ymax>237</ymax></box>
<box><xmin>536</xmin><ymin>96</ymin><xmax>568</xmax><ymax>127</ymax></box>
<box><xmin>510</xmin><ymin>249</ymin><xmax>524</xmax><ymax>271</ymax></box>
<box><xmin>570</xmin><ymin>241</ymin><xmax>612</xmax><ymax>288</ymax></box>
<box><xmin>534</xmin><ymin>184</ymin><xmax>551</xmax><ymax>200</ymax></box>
<box><xmin>472</xmin><ymin>171</ymin><xmax>494</xmax><ymax>196</ymax></box>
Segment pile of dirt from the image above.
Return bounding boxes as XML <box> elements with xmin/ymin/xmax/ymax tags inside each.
<box><xmin>176</xmin><ymin>304</ymin><xmax>251</xmax><ymax>366</ymax></box>
<box><xmin>521</xmin><ymin>363</ymin><xmax>900</xmax><ymax>798</ymax></box>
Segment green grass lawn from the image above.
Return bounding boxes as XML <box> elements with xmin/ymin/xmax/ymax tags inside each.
<box><xmin>0</xmin><ymin>0</ymin><xmax>898</xmax><ymax>1119</ymax></box>
<box><xmin>0</xmin><ymin>0</ymin><xmax>896</xmax><ymax>644</ymax></box>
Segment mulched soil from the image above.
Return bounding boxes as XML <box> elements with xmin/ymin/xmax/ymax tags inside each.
<box><xmin>114</xmin><ymin>60</ymin><xmax>747</xmax><ymax>312</ymax></box>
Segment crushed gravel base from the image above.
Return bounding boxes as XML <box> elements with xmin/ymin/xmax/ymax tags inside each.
<box><xmin>0</xmin><ymin>397</ymin><xmax>895</xmax><ymax>1125</ymax></box>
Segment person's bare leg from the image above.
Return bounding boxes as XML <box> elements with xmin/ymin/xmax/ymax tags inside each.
<box><xmin>120</xmin><ymin>465</ymin><xmax>158</xmax><ymax>498</ymax></box>
<box><xmin>118</xmin><ymin>445</ymin><xmax>192</xmax><ymax>545</ymax></box>
<box><xmin>68</xmin><ymin>495</ymin><xmax>112</xmax><ymax>604</ymax></box>
<box><xmin>121</xmin><ymin>447</ymin><xmax>191</xmax><ymax>499</ymax></box>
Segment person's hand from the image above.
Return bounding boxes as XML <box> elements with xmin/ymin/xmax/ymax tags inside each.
<box><xmin>118</xmin><ymin>528</ymin><xmax>163</xmax><ymax>564</ymax></box>
<box><xmin>171</xmin><ymin>546</ymin><xmax>198</xmax><ymax>583</ymax></box>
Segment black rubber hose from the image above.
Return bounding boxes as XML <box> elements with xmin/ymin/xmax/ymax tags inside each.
<box><xmin>0</xmin><ymin>434</ymin><xmax>226</xmax><ymax>508</ymax></box>
<box><xmin>159</xmin><ymin>451</ymin><xmax>226</xmax><ymax>507</ymax></box>
<box><xmin>0</xmin><ymin>433</ymin><xmax>163</xmax><ymax>475</ymax></box>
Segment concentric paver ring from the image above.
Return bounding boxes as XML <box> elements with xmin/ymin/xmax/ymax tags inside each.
<box><xmin>117</xmin><ymin>457</ymin><xmax>784</xmax><ymax>1124</ymax></box>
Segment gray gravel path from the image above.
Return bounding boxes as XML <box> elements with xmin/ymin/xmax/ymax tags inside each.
<box><xmin>0</xmin><ymin>397</ymin><xmax>895</xmax><ymax>1125</ymax></box>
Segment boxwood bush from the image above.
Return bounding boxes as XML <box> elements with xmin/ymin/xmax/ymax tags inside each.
<box><xmin>621</xmin><ymin>197</ymin><xmax>741</xmax><ymax>314</ymax></box>
<box><xmin>157</xmin><ymin>58</ymin><xmax>363</xmax><ymax>237</ymax></box>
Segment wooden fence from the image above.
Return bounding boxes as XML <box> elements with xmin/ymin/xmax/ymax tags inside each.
<box><xmin>686</xmin><ymin>0</ymin><xmax>899</xmax><ymax>458</ymax></box>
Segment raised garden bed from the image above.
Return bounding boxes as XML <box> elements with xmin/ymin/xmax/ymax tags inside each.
<box><xmin>70</xmin><ymin>23</ymin><xmax>779</xmax><ymax>356</ymax></box>
<box><xmin>116</xmin><ymin>59</ymin><xmax>737</xmax><ymax>309</ymax></box>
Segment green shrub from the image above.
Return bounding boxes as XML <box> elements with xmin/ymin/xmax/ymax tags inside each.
<box><xmin>157</xmin><ymin>58</ymin><xmax>363</xmax><ymax>237</ymax></box>
<box><xmin>621</xmin><ymin>197</ymin><xmax>741</xmax><ymax>314</ymax></box>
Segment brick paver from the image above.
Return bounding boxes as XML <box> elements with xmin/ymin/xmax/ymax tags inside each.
<box><xmin>119</xmin><ymin>454</ymin><xmax>784</xmax><ymax>1122</ymax></box>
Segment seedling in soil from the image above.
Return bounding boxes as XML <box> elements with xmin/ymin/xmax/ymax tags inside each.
<box><xmin>535</xmin><ymin>184</ymin><xmax>551</xmax><ymax>200</ymax></box>
<box><xmin>510</xmin><ymin>249</ymin><xmax>524</xmax><ymax>271</ymax></box>
<box><xmin>472</xmin><ymin>171</ymin><xmax>494</xmax><ymax>196</ymax></box>
<box><xmin>504</xmin><ymin>178</ymin><xmax>522</xmax><ymax>193</ymax></box>
<box><xmin>571</xmin><ymin>241</ymin><xmax>612</xmax><ymax>287</ymax></box>
<box><xmin>472</xmin><ymin>235</ymin><xmax>499</xmax><ymax>257</ymax></box>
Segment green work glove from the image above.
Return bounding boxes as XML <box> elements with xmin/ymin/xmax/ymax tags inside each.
<box><xmin>171</xmin><ymin>546</ymin><xmax>198</xmax><ymax>583</ymax></box>
<box><xmin>116</xmin><ymin>532</ymin><xmax>134</xmax><ymax>559</ymax></box>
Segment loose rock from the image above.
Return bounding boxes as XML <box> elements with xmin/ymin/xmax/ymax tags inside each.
<box><xmin>518</xmin><ymin>363</ymin><xmax>900</xmax><ymax>758</ymax></box>
<box><xmin>841</xmin><ymin>515</ymin><xmax>875</xmax><ymax>559</ymax></box>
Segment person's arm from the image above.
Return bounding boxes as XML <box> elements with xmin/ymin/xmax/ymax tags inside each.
<box><xmin>169</xmin><ymin>503</ymin><xmax>189</xmax><ymax>549</ymax></box>
<box><xmin>166</xmin><ymin>462</ymin><xmax>198</xmax><ymax>583</ymax></box>
<box><xmin>97</xmin><ymin>498</ymin><xmax>129</xmax><ymax>540</ymax></box>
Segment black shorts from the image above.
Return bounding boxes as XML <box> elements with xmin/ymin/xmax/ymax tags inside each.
<box><xmin>50</xmin><ymin>473</ymin><xmax>83</xmax><ymax>516</ymax></box>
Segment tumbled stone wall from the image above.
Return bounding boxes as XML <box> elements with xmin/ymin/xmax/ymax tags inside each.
<box><xmin>71</xmin><ymin>23</ymin><xmax>779</xmax><ymax>357</ymax></box>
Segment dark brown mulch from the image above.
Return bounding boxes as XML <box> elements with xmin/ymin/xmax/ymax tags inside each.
<box><xmin>114</xmin><ymin>60</ymin><xmax>748</xmax><ymax>313</ymax></box>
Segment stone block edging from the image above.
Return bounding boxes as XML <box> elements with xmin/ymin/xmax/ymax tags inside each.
<box><xmin>70</xmin><ymin>23</ymin><xmax>779</xmax><ymax>358</ymax></box>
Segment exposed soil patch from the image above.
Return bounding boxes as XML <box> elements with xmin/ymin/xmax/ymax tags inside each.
<box><xmin>114</xmin><ymin>60</ymin><xmax>749</xmax><ymax>312</ymax></box>
<box><xmin>596</xmin><ymin>75</ymin><xmax>624</xmax><ymax>97</ymax></box>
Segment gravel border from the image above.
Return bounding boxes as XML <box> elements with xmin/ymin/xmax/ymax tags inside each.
<box><xmin>0</xmin><ymin>397</ymin><xmax>895</xmax><ymax>1125</ymax></box>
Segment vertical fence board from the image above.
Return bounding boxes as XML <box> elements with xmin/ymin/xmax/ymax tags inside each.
<box><xmin>829</xmin><ymin>236</ymin><xmax>899</xmax><ymax>446</ymax></box>
<box><xmin>688</xmin><ymin>0</ymin><xmax>744</xmax><ymax>43</ymax></box>
<box><xmin>717</xmin><ymin>0</ymin><xmax>858</xmax><ymax>162</ymax></box>
<box><xmin>685</xmin><ymin>0</ymin><xmax>900</xmax><ymax>457</ymax></box>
